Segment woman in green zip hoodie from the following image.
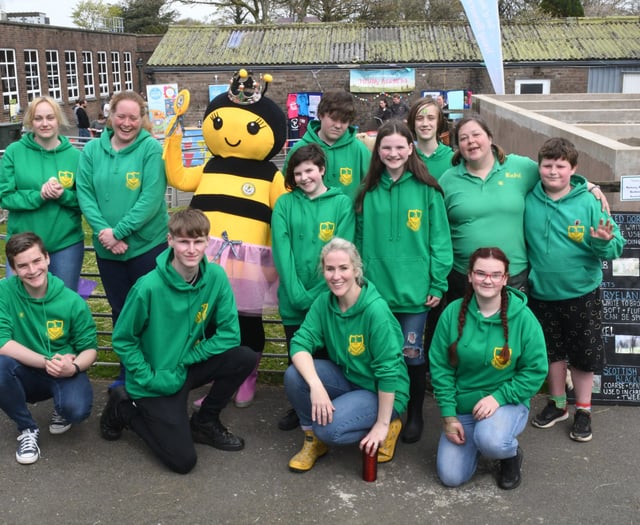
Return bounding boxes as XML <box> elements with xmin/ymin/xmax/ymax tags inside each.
<box><xmin>355</xmin><ymin>120</ymin><xmax>453</xmax><ymax>445</ymax></box>
<box><xmin>284</xmin><ymin>238</ymin><xmax>409</xmax><ymax>473</ymax></box>
<box><xmin>0</xmin><ymin>96</ymin><xmax>84</xmax><ymax>290</ymax></box>
<box><xmin>429</xmin><ymin>247</ymin><xmax>548</xmax><ymax>490</ymax></box>
<box><xmin>77</xmin><ymin>91</ymin><xmax>168</xmax><ymax>388</ymax></box>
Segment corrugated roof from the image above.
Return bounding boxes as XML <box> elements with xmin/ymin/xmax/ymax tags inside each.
<box><xmin>148</xmin><ymin>17</ymin><xmax>640</xmax><ymax>67</ymax></box>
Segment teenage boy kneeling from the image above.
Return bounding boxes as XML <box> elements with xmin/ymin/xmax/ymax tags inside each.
<box><xmin>100</xmin><ymin>208</ymin><xmax>256</xmax><ymax>474</ymax></box>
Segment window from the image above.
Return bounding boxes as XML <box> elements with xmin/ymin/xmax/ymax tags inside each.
<box><xmin>82</xmin><ymin>51</ymin><xmax>95</xmax><ymax>98</ymax></box>
<box><xmin>515</xmin><ymin>79</ymin><xmax>550</xmax><ymax>95</ymax></box>
<box><xmin>123</xmin><ymin>52</ymin><xmax>133</xmax><ymax>91</ymax></box>
<box><xmin>622</xmin><ymin>73</ymin><xmax>640</xmax><ymax>94</ymax></box>
<box><xmin>111</xmin><ymin>51</ymin><xmax>121</xmax><ymax>93</ymax></box>
<box><xmin>45</xmin><ymin>50</ymin><xmax>62</xmax><ymax>101</ymax></box>
<box><xmin>65</xmin><ymin>50</ymin><xmax>79</xmax><ymax>100</ymax></box>
<box><xmin>97</xmin><ymin>51</ymin><xmax>109</xmax><ymax>97</ymax></box>
<box><xmin>24</xmin><ymin>50</ymin><xmax>41</xmax><ymax>102</ymax></box>
<box><xmin>0</xmin><ymin>48</ymin><xmax>19</xmax><ymax>110</ymax></box>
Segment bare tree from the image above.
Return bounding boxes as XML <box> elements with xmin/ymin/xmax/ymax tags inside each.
<box><xmin>174</xmin><ymin>0</ymin><xmax>273</xmax><ymax>23</ymax></box>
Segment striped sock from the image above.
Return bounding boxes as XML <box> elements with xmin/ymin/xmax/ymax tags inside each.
<box><xmin>575</xmin><ymin>403</ymin><xmax>592</xmax><ymax>412</ymax></box>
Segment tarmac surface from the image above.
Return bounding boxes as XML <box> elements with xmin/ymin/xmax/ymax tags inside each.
<box><xmin>0</xmin><ymin>381</ymin><xmax>638</xmax><ymax>525</ymax></box>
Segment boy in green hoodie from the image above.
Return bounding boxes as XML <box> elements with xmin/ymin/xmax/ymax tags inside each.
<box><xmin>526</xmin><ymin>138</ymin><xmax>625</xmax><ymax>443</ymax></box>
<box><xmin>0</xmin><ymin>232</ymin><xmax>97</xmax><ymax>465</ymax></box>
<box><xmin>100</xmin><ymin>208</ymin><xmax>257</xmax><ymax>474</ymax></box>
<box><xmin>283</xmin><ymin>89</ymin><xmax>370</xmax><ymax>201</ymax></box>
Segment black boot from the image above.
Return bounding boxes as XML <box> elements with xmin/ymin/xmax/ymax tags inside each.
<box><xmin>498</xmin><ymin>447</ymin><xmax>523</xmax><ymax>490</ymax></box>
<box><xmin>402</xmin><ymin>363</ymin><xmax>427</xmax><ymax>444</ymax></box>
<box><xmin>100</xmin><ymin>385</ymin><xmax>130</xmax><ymax>441</ymax></box>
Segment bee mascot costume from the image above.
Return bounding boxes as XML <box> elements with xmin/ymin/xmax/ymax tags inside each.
<box><xmin>164</xmin><ymin>69</ymin><xmax>287</xmax><ymax>407</ymax></box>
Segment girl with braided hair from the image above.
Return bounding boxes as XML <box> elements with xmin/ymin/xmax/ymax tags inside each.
<box><xmin>429</xmin><ymin>247</ymin><xmax>547</xmax><ymax>490</ymax></box>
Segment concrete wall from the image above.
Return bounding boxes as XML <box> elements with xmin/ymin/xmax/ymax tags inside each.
<box><xmin>472</xmin><ymin>94</ymin><xmax>640</xmax><ymax>212</ymax></box>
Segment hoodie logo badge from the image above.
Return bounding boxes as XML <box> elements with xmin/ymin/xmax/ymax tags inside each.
<box><xmin>491</xmin><ymin>346</ymin><xmax>511</xmax><ymax>370</ymax></box>
<box><xmin>568</xmin><ymin>222</ymin><xmax>584</xmax><ymax>243</ymax></box>
<box><xmin>339</xmin><ymin>168</ymin><xmax>352</xmax><ymax>187</ymax></box>
<box><xmin>407</xmin><ymin>209</ymin><xmax>422</xmax><ymax>232</ymax></box>
<box><xmin>195</xmin><ymin>303</ymin><xmax>209</xmax><ymax>324</ymax></box>
<box><xmin>126</xmin><ymin>172</ymin><xmax>141</xmax><ymax>190</ymax></box>
<box><xmin>348</xmin><ymin>334</ymin><xmax>365</xmax><ymax>356</ymax></box>
<box><xmin>58</xmin><ymin>171</ymin><xmax>74</xmax><ymax>188</ymax></box>
<box><xmin>318</xmin><ymin>222</ymin><xmax>335</xmax><ymax>242</ymax></box>
<box><xmin>47</xmin><ymin>320</ymin><xmax>64</xmax><ymax>340</ymax></box>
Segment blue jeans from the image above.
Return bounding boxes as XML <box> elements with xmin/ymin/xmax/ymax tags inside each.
<box><xmin>6</xmin><ymin>241</ymin><xmax>84</xmax><ymax>292</ymax></box>
<box><xmin>284</xmin><ymin>359</ymin><xmax>398</xmax><ymax>446</ymax></box>
<box><xmin>394</xmin><ymin>311</ymin><xmax>428</xmax><ymax>365</ymax></box>
<box><xmin>436</xmin><ymin>404</ymin><xmax>529</xmax><ymax>487</ymax></box>
<box><xmin>0</xmin><ymin>355</ymin><xmax>93</xmax><ymax>432</ymax></box>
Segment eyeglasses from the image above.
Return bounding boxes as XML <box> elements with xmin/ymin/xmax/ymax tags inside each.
<box><xmin>472</xmin><ymin>270</ymin><xmax>505</xmax><ymax>283</ymax></box>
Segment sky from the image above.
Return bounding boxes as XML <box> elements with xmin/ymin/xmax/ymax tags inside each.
<box><xmin>1</xmin><ymin>0</ymin><xmax>214</xmax><ymax>27</ymax></box>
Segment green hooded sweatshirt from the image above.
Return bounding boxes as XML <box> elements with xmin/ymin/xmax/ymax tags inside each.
<box><xmin>415</xmin><ymin>142</ymin><xmax>454</xmax><ymax>180</ymax></box>
<box><xmin>0</xmin><ymin>133</ymin><xmax>83</xmax><ymax>252</ymax></box>
<box><xmin>283</xmin><ymin>120</ymin><xmax>371</xmax><ymax>201</ymax></box>
<box><xmin>525</xmin><ymin>175</ymin><xmax>626</xmax><ymax>301</ymax></box>
<box><xmin>76</xmin><ymin>128</ymin><xmax>168</xmax><ymax>261</ymax></box>
<box><xmin>429</xmin><ymin>288</ymin><xmax>548</xmax><ymax>417</ymax></box>
<box><xmin>112</xmin><ymin>248</ymin><xmax>241</xmax><ymax>399</ymax></box>
<box><xmin>0</xmin><ymin>274</ymin><xmax>97</xmax><ymax>357</ymax></box>
<box><xmin>356</xmin><ymin>170</ymin><xmax>452</xmax><ymax>313</ymax></box>
<box><xmin>290</xmin><ymin>279</ymin><xmax>410</xmax><ymax>414</ymax></box>
<box><xmin>272</xmin><ymin>186</ymin><xmax>355</xmax><ymax>325</ymax></box>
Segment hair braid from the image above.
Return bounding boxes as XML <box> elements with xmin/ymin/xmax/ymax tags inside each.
<box><xmin>499</xmin><ymin>286</ymin><xmax>510</xmax><ymax>365</ymax></box>
<box><xmin>448</xmin><ymin>285</ymin><xmax>474</xmax><ymax>367</ymax></box>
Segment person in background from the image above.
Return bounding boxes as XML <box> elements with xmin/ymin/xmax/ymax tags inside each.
<box><xmin>429</xmin><ymin>247</ymin><xmax>547</xmax><ymax>490</ymax></box>
<box><xmin>389</xmin><ymin>93</ymin><xmax>409</xmax><ymax>122</ymax></box>
<box><xmin>76</xmin><ymin>91</ymin><xmax>169</xmax><ymax>391</ymax></box>
<box><xmin>0</xmin><ymin>96</ymin><xmax>84</xmax><ymax>291</ymax></box>
<box><xmin>90</xmin><ymin>112</ymin><xmax>107</xmax><ymax>138</ymax></box>
<box><xmin>284</xmin><ymin>238</ymin><xmax>409</xmax><ymax>473</ymax></box>
<box><xmin>74</xmin><ymin>98</ymin><xmax>91</xmax><ymax>142</ymax></box>
<box><xmin>0</xmin><ymin>233</ymin><xmax>97</xmax><ymax>465</ymax></box>
<box><xmin>355</xmin><ymin>120</ymin><xmax>452</xmax><ymax>444</ymax></box>
<box><xmin>283</xmin><ymin>89</ymin><xmax>371</xmax><ymax>201</ymax></box>
<box><xmin>373</xmin><ymin>97</ymin><xmax>392</xmax><ymax>127</ymax></box>
<box><xmin>527</xmin><ymin>137</ymin><xmax>625</xmax><ymax>442</ymax></box>
<box><xmin>272</xmin><ymin>144</ymin><xmax>355</xmax><ymax>431</ymax></box>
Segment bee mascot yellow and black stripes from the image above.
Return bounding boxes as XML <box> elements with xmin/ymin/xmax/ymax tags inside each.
<box><xmin>164</xmin><ymin>69</ymin><xmax>287</xmax><ymax>407</ymax></box>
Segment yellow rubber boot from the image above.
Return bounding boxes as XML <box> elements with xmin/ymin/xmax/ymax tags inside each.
<box><xmin>377</xmin><ymin>418</ymin><xmax>402</xmax><ymax>464</ymax></box>
<box><xmin>288</xmin><ymin>430</ymin><xmax>328</xmax><ymax>473</ymax></box>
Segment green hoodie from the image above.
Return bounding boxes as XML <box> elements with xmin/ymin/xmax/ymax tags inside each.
<box><xmin>0</xmin><ymin>274</ymin><xmax>97</xmax><ymax>357</ymax></box>
<box><xmin>112</xmin><ymin>248</ymin><xmax>241</xmax><ymax>399</ymax></box>
<box><xmin>525</xmin><ymin>175</ymin><xmax>626</xmax><ymax>301</ymax></box>
<box><xmin>429</xmin><ymin>288</ymin><xmax>548</xmax><ymax>417</ymax></box>
<box><xmin>283</xmin><ymin>121</ymin><xmax>371</xmax><ymax>201</ymax></box>
<box><xmin>439</xmin><ymin>154</ymin><xmax>539</xmax><ymax>274</ymax></box>
<box><xmin>356</xmin><ymin>171</ymin><xmax>452</xmax><ymax>313</ymax></box>
<box><xmin>0</xmin><ymin>133</ymin><xmax>83</xmax><ymax>252</ymax></box>
<box><xmin>76</xmin><ymin>128</ymin><xmax>168</xmax><ymax>260</ymax></box>
<box><xmin>272</xmin><ymin>186</ymin><xmax>355</xmax><ymax>325</ymax></box>
<box><xmin>290</xmin><ymin>280</ymin><xmax>409</xmax><ymax>414</ymax></box>
<box><xmin>415</xmin><ymin>142</ymin><xmax>454</xmax><ymax>180</ymax></box>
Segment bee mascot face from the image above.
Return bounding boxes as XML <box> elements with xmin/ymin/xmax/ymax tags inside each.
<box><xmin>201</xmin><ymin>71</ymin><xmax>286</xmax><ymax>162</ymax></box>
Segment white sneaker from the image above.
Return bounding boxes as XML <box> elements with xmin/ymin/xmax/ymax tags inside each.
<box><xmin>49</xmin><ymin>410</ymin><xmax>72</xmax><ymax>435</ymax></box>
<box><xmin>16</xmin><ymin>428</ymin><xmax>40</xmax><ymax>465</ymax></box>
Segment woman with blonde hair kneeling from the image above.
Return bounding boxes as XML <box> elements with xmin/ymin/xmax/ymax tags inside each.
<box><xmin>284</xmin><ymin>238</ymin><xmax>409</xmax><ymax>472</ymax></box>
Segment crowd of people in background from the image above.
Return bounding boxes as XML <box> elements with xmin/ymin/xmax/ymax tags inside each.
<box><xmin>0</xmin><ymin>87</ymin><xmax>625</xmax><ymax>492</ymax></box>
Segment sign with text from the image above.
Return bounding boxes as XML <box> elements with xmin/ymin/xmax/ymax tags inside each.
<box><xmin>593</xmin><ymin>212</ymin><xmax>640</xmax><ymax>404</ymax></box>
<box><xmin>350</xmin><ymin>69</ymin><xmax>415</xmax><ymax>93</ymax></box>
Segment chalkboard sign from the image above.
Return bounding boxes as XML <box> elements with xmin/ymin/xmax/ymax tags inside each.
<box><xmin>592</xmin><ymin>212</ymin><xmax>640</xmax><ymax>405</ymax></box>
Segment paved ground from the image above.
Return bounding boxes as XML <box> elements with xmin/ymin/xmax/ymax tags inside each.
<box><xmin>0</xmin><ymin>381</ymin><xmax>638</xmax><ymax>524</ymax></box>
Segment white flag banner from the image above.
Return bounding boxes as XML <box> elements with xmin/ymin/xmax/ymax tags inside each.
<box><xmin>460</xmin><ymin>0</ymin><xmax>505</xmax><ymax>95</ymax></box>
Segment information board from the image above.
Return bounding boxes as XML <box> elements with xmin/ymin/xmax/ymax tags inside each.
<box><xmin>592</xmin><ymin>212</ymin><xmax>640</xmax><ymax>405</ymax></box>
